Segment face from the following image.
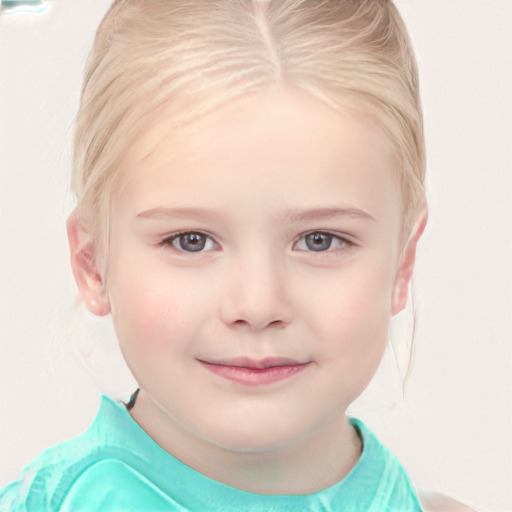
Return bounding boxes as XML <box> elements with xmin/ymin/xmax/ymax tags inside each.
<box><xmin>82</xmin><ymin>87</ymin><xmax>411</xmax><ymax>453</ymax></box>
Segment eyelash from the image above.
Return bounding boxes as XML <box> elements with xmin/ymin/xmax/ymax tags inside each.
<box><xmin>294</xmin><ymin>231</ymin><xmax>353</xmax><ymax>253</ymax></box>
<box><xmin>159</xmin><ymin>230</ymin><xmax>353</xmax><ymax>254</ymax></box>
<box><xmin>159</xmin><ymin>231</ymin><xmax>219</xmax><ymax>253</ymax></box>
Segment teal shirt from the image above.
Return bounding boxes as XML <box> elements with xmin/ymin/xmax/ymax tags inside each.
<box><xmin>1</xmin><ymin>396</ymin><xmax>421</xmax><ymax>511</ymax></box>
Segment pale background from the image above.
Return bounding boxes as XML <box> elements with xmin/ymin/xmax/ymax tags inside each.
<box><xmin>0</xmin><ymin>1</ymin><xmax>510</xmax><ymax>510</ymax></box>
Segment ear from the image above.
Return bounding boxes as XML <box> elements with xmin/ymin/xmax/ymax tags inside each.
<box><xmin>67</xmin><ymin>211</ymin><xmax>111</xmax><ymax>316</ymax></box>
<box><xmin>391</xmin><ymin>205</ymin><xmax>428</xmax><ymax>315</ymax></box>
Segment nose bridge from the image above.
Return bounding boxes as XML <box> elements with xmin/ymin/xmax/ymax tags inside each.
<box><xmin>220</xmin><ymin>247</ymin><xmax>293</xmax><ymax>330</ymax></box>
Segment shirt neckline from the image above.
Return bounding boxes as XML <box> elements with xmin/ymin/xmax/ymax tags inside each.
<box><xmin>93</xmin><ymin>395</ymin><xmax>392</xmax><ymax>510</ymax></box>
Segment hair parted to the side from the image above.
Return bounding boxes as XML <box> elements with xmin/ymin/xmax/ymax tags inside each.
<box><xmin>71</xmin><ymin>0</ymin><xmax>425</xmax><ymax>252</ymax></box>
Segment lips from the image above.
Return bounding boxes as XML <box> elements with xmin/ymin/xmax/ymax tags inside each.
<box><xmin>198</xmin><ymin>357</ymin><xmax>310</xmax><ymax>386</ymax></box>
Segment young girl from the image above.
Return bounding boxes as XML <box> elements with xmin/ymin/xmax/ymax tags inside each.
<box><xmin>1</xmin><ymin>0</ymin><xmax>475</xmax><ymax>510</ymax></box>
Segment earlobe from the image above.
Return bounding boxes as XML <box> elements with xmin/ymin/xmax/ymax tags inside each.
<box><xmin>391</xmin><ymin>205</ymin><xmax>428</xmax><ymax>315</ymax></box>
<box><xmin>67</xmin><ymin>211</ymin><xmax>110</xmax><ymax>317</ymax></box>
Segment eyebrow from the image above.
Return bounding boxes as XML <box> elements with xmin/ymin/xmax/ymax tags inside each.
<box><xmin>136</xmin><ymin>207</ymin><xmax>226</xmax><ymax>221</ymax></box>
<box><xmin>279</xmin><ymin>206</ymin><xmax>376</xmax><ymax>223</ymax></box>
<box><xmin>136</xmin><ymin>206</ymin><xmax>375</xmax><ymax>222</ymax></box>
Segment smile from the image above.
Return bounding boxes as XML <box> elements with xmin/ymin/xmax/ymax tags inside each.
<box><xmin>199</xmin><ymin>357</ymin><xmax>311</xmax><ymax>386</ymax></box>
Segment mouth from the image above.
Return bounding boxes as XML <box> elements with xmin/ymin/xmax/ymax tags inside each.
<box><xmin>198</xmin><ymin>357</ymin><xmax>311</xmax><ymax>386</ymax></box>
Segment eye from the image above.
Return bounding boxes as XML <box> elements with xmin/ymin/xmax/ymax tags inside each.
<box><xmin>294</xmin><ymin>231</ymin><xmax>350</xmax><ymax>252</ymax></box>
<box><xmin>162</xmin><ymin>232</ymin><xmax>217</xmax><ymax>253</ymax></box>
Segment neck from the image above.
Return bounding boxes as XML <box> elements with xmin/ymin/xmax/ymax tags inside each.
<box><xmin>130</xmin><ymin>390</ymin><xmax>362</xmax><ymax>495</ymax></box>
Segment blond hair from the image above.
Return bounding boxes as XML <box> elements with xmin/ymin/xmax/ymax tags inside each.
<box><xmin>72</xmin><ymin>0</ymin><xmax>425</xmax><ymax>248</ymax></box>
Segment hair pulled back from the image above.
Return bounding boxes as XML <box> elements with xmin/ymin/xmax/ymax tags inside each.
<box><xmin>72</xmin><ymin>0</ymin><xmax>425</xmax><ymax>248</ymax></box>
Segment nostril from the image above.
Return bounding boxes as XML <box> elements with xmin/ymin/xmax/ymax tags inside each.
<box><xmin>232</xmin><ymin>319</ymin><xmax>249</xmax><ymax>328</ymax></box>
<box><xmin>268</xmin><ymin>319</ymin><xmax>288</xmax><ymax>329</ymax></box>
<box><xmin>229</xmin><ymin>318</ymin><xmax>289</xmax><ymax>331</ymax></box>
<box><xmin>219</xmin><ymin>277</ymin><xmax>293</xmax><ymax>331</ymax></box>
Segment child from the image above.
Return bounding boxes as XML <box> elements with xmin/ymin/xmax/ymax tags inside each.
<box><xmin>1</xmin><ymin>0</ymin><xmax>474</xmax><ymax>510</ymax></box>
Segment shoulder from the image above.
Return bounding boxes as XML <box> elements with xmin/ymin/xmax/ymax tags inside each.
<box><xmin>347</xmin><ymin>418</ymin><xmax>423</xmax><ymax>510</ymax></box>
<box><xmin>0</xmin><ymin>431</ymin><xmax>108</xmax><ymax>511</ymax></box>
<box><xmin>418</xmin><ymin>489</ymin><xmax>478</xmax><ymax>512</ymax></box>
<box><xmin>0</xmin><ymin>396</ymin><xmax>128</xmax><ymax>511</ymax></box>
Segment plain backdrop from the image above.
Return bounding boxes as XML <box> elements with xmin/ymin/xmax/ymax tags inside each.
<box><xmin>0</xmin><ymin>1</ymin><xmax>510</xmax><ymax>510</ymax></box>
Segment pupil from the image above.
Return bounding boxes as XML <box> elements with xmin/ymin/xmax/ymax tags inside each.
<box><xmin>181</xmin><ymin>233</ymin><xmax>205</xmax><ymax>252</ymax></box>
<box><xmin>306</xmin><ymin>233</ymin><xmax>332</xmax><ymax>251</ymax></box>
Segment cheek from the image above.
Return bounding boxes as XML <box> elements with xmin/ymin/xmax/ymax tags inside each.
<box><xmin>110</xmin><ymin>283</ymin><xmax>186</xmax><ymax>352</ymax></box>
<box><xmin>330</xmin><ymin>263</ymin><xmax>393</xmax><ymax>321</ymax></box>
<box><xmin>135</xmin><ymin>294</ymin><xmax>182</xmax><ymax>342</ymax></box>
<box><xmin>139</xmin><ymin>290</ymin><xmax>178</xmax><ymax>322</ymax></box>
<box><xmin>310</xmin><ymin>260</ymin><xmax>395</xmax><ymax>354</ymax></box>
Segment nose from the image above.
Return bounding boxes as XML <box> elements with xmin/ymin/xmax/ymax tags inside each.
<box><xmin>219</xmin><ymin>252</ymin><xmax>293</xmax><ymax>332</ymax></box>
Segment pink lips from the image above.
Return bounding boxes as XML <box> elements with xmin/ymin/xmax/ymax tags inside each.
<box><xmin>199</xmin><ymin>357</ymin><xmax>310</xmax><ymax>386</ymax></box>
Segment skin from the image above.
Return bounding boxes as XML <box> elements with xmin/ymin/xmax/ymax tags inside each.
<box><xmin>68</xmin><ymin>86</ymin><xmax>427</xmax><ymax>495</ymax></box>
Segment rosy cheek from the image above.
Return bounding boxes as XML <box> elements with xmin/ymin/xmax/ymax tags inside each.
<box><xmin>124</xmin><ymin>293</ymin><xmax>185</xmax><ymax>348</ymax></box>
<box><xmin>143</xmin><ymin>295</ymin><xmax>179</xmax><ymax>324</ymax></box>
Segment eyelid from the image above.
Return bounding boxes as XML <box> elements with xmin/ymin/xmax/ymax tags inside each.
<box><xmin>292</xmin><ymin>230</ymin><xmax>355</xmax><ymax>252</ymax></box>
<box><xmin>157</xmin><ymin>229</ymin><xmax>355</xmax><ymax>253</ymax></box>
<box><xmin>159</xmin><ymin>230</ymin><xmax>220</xmax><ymax>252</ymax></box>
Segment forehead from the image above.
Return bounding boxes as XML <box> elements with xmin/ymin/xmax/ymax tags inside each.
<box><xmin>115</xmin><ymin>86</ymin><xmax>401</xmax><ymax>225</ymax></box>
